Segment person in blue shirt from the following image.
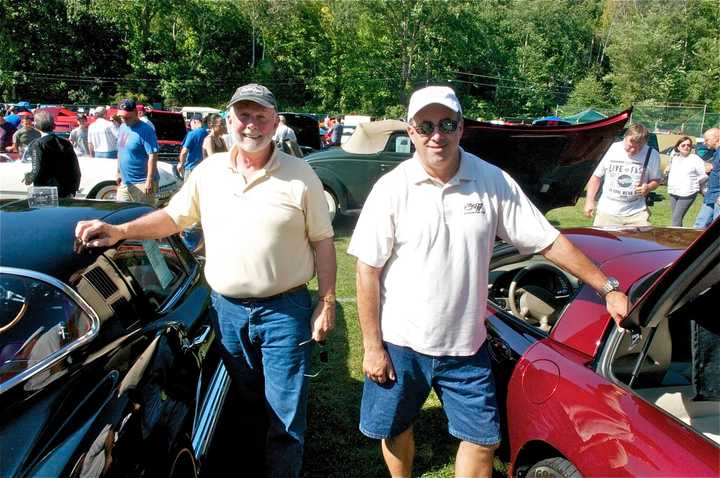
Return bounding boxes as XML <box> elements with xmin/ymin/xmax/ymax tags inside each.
<box><xmin>116</xmin><ymin>98</ymin><xmax>159</xmax><ymax>205</ymax></box>
<box><xmin>177</xmin><ymin>114</ymin><xmax>208</xmax><ymax>180</ymax></box>
<box><xmin>693</xmin><ymin>128</ymin><xmax>720</xmax><ymax>228</ymax></box>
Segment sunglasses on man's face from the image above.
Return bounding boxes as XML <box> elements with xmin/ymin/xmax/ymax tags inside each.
<box><xmin>412</xmin><ymin>118</ymin><xmax>459</xmax><ymax>136</ymax></box>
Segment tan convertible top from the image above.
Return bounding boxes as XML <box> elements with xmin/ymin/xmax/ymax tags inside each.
<box><xmin>342</xmin><ymin>119</ymin><xmax>409</xmax><ymax>154</ymax></box>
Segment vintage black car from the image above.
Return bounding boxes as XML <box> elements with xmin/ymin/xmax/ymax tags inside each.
<box><xmin>0</xmin><ymin>199</ymin><xmax>229</xmax><ymax>477</ymax></box>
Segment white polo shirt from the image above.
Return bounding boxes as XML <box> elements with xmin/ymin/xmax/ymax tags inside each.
<box><xmin>348</xmin><ymin>149</ymin><xmax>559</xmax><ymax>356</ymax></box>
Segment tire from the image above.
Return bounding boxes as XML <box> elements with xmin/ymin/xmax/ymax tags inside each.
<box><xmin>526</xmin><ymin>457</ymin><xmax>581</xmax><ymax>478</ymax></box>
<box><xmin>324</xmin><ymin>189</ymin><xmax>337</xmax><ymax>222</ymax></box>
<box><xmin>89</xmin><ymin>181</ymin><xmax>117</xmax><ymax>200</ymax></box>
<box><xmin>168</xmin><ymin>445</ymin><xmax>197</xmax><ymax>478</ymax></box>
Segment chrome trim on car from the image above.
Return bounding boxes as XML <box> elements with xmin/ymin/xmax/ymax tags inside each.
<box><xmin>192</xmin><ymin>362</ymin><xmax>230</xmax><ymax>462</ymax></box>
<box><xmin>158</xmin><ymin>261</ymin><xmax>199</xmax><ymax>315</ymax></box>
<box><xmin>0</xmin><ymin>266</ymin><xmax>101</xmax><ymax>394</ymax></box>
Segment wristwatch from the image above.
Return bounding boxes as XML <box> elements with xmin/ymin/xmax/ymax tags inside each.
<box><xmin>600</xmin><ymin>277</ymin><xmax>620</xmax><ymax>297</ymax></box>
<box><xmin>319</xmin><ymin>294</ymin><xmax>336</xmax><ymax>304</ymax></box>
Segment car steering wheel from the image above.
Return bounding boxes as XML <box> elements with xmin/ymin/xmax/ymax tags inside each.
<box><xmin>508</xmin><ymin>263</ymin><xmax>564</xmax><ymax>331</ymax></box>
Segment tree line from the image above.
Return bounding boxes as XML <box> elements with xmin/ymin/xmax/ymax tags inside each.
<box><xmin>1</xmin><ymin>0</ymin><xmax>718</xmax><ymax>120</ymax></box>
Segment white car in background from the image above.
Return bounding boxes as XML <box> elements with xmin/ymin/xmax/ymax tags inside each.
<box><xmin>0</xmin><ymin>155</ymin><xmax>182</xmax><ymax>201</ymax></box>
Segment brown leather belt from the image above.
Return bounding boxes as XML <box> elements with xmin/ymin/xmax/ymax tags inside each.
<box><xmin>238</xmin><ymin>284</ymin><xmax>307</xmax><ymax>303</ymax></box>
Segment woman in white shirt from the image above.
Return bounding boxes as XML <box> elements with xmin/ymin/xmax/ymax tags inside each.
<box><xmin>665</xmin><ymin>136</ymin><xmax>708</xmax><ymax>226</ymax></box>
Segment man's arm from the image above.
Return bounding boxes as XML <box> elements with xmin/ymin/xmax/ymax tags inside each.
<box><xmin>75</xmin><ymin>209</ymin><xmax>182</xmax><ymax>248</ymax></box>
<box><xmin>636</xmin><ymin>179</ymin><xmax>659</xmax><ymax>197</ymax></box>
<box><xmin>177</xmin><ymin>147</ymin><xmax>189</xmax><ymax>176</ymax></box>
<box><xmin>540</xmin><ymin>234</ymin><xmax>629</xmax><ymax>326</ymax></box>
<box><xmin>145</xmin><ymin>152</ymin><xmax>157</xmax><ymax>195</ymax></box>
<box><xmin>583</xmin><ymin>175</ymin><xmax>602</xmax><ymax>218</ymax></box>
<box><xmin>356</xmin><ymin>260</ymin><xmax>395</xmax><ymax>383</ymax></box>
<box><xmin>310</xmin><ymin>237</ymin><xmax>337</xmax><ymax>342</ymax></box>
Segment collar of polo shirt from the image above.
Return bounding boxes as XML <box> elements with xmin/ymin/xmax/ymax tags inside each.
<box><xmin>408</xmin><ymin>147</ymin><xmax>474</xmax><ymax>185</ymax></box>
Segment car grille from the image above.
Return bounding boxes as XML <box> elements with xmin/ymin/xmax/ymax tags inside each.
<box><xmin>158</xmin><ymin>143</ymin><xmax>181</xmax><ymax>162</ymax></box>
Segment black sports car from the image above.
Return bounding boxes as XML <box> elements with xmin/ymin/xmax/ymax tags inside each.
<box><xmin>0</xmin><ymin>199</ymin><xmax>229</xmax><ymax>477</ymax></box>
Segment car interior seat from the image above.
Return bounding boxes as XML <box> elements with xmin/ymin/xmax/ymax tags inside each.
<box><xmin>612</xmin><ymin>318</ymin><xmax>672</xmax><ymax>385</ymax></box>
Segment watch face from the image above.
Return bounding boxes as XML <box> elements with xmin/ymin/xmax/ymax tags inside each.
<box><xmin>609</xmin><ymin>277</ymin><xmax>620</xmax><ymax>289</ymax></box>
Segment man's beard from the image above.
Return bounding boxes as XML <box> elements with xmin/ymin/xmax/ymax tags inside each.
<box><xmin>233</xmin><ymin>130</ymin><xmax>273</xmax><ymax>153</ymax></box>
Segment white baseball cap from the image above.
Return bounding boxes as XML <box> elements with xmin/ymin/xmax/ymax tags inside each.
<box><xmin>407</xmin><ymin>86</ymin><xmax>462</xmax><ymax>122</ymax></box>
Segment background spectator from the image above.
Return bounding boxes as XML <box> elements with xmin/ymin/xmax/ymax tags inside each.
<box><xmin>22</xmin><ymin>110</ymin><xmax>81</xmax><ymax>198</ymax></box>
<box><xmin>9</xmin><ymin>114</ymin><xmax>40</xmax><ymax>157</ymax></box>
<box><xmin>202</xmin><ymin>112</ymin><xmax>228</xmax><ymax>158</ymax></box>
<box><xmin>69</xmin><ymin>114</ymin><xmax>90</xmax><ymax>157</ymax></box>
<box><xmin>665</xmin><ymin>136</ymin><xmax>708</xmax><ymax>226</ymax></box>
<box><xmin>87</xmin><ymin>106</ymin><xmax>118</xmax><ymax>158</ymax></box>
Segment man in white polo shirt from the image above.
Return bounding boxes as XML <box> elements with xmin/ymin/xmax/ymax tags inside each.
<box><xmin>348</xmin><ymin>85</ymin><xmax>629</xmax><ymax>478</ymax></box>
<box><xmin>75</xmin><ymin>83</ymin><xmax>336</xmax><ymax>478</ymax></box>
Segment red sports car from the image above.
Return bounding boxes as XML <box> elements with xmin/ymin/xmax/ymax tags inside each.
<box><xmin>486</xmin><ymin>220</ymin><xmax>719</xmax><ymax>477</ymax></box>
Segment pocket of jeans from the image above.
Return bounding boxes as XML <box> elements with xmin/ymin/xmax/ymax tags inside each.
<box><xmin>284</xmin><ymin>288</ymin><xmax>312</xmax><ymax>311</ymax></box>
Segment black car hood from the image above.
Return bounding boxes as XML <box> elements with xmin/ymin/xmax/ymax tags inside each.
<box><xmin>461</xmin><ymin>108</ymin><xmax>632</xmax><ymax>212</ymax></box>
<box><xmin>279</xmin><ymin>112</ymin><xmax>321</xmax><ymax>151</ymax></box>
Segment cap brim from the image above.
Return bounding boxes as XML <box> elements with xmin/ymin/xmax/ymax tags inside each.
<box><xmin>227</xmin><ymin>96</ymin><xmax>275</xmax><ymax>109</ymax></box>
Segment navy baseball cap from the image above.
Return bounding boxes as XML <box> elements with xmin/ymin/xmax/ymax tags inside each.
<box><xmin>227</xmin><ymin>83</ymin><xmax>277</xmax><ymax>110</ymax></box>
<box><xmin>118</xmin><ymin>98</ymin><xmax>137</xmax><ymax>112</ymax></box>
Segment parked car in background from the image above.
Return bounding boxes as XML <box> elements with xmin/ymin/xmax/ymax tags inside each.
<box><xmin>305</xmin><ymin>109</ymin><xmax>632</xmax><ymax>221</ymax></box>
<box><xmin>179</xmin><ymin>106</ymin><xmax>220</xmax><ymax>125</ymax></box>
<box><xmin>33</xmin><ymin>107</ymin><xmax>79</xmax><ymax>134</ymax></box>
<box><xmin>485</xmin><ymin>220</ymin><xmax>719</xmax><ymax>477</ymax></box>
<box><xmin>0</xmin><ymin>155</ymin><xmax>181</xmax><ymax>201</ymax></box>
<box><xmin>0</xmin><ymin>199</ymin><xmax>229</xmax><ymax>477</ymax></box>
<box><xmin>105</xmin><ymin>107</ymin><xmax>187</xmax><ymax>163</ymax></box>
<box><xmin>279</xmin><ymin>112</ymin><xmax>322</xmax><ymax>154</ymax></box>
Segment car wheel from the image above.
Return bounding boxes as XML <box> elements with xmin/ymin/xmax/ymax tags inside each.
<box><xmin>324</xmin><ymin>189</ymin><xmax>337</xmax><ymax>222</ymax></box>
<box><xmin>89</xmin><ymin>181</ymin><xmax>117</xmax><ymax>200</ymax></box>
<box><xmin>526</xmin><ymin>457</ymin><xmax>581</xmax><ymax>478</ymax></box>
<box><xmin>168</xmin><ymin>444</ymin><xmax>197</xmax><ymax>478</ymax></box>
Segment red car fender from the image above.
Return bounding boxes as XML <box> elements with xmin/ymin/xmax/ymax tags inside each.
<box><xmin>507</xmin><ymin>339</ymin><xmax>718</xmax><ymax>477</ymax></box>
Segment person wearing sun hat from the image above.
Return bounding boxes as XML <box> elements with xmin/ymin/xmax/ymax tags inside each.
<box><xmin>74</xmin><ymin>83</ymin><xmax>336</xmax><ymax>477</ymax></box>
<box><xmin>349</xmin><ymin>84</ymin><xmax>630</xmax><ymax>477</ymax></box>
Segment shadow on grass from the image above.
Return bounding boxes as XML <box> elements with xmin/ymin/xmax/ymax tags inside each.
<box><xmin>302</xmin><ymin>299</ymin><xmax>387</xmax><ymax>477</ymax></box>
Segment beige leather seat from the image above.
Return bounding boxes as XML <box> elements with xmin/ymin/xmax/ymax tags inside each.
<box><xmin>612</xmin><ymin>319</ymin><xmax>672</xmax><ymax>383</ymax></box>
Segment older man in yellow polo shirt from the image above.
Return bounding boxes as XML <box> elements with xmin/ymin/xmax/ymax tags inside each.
<box><xmin>75</xmin><ymin>84</ymin><xmax>336</xmax><ymax>477</ymax></box>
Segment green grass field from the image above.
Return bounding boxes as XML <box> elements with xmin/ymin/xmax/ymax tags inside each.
<box><xmin>301</xmin><ymin>186</ymin><xmax>702</xmax><ymax>477</ymax></box>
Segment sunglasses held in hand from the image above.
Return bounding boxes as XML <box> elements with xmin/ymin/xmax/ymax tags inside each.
<box><xmin>298</xmin><ymin>338</ymin><xmax>329</xmax><ymax>378</ymax></box>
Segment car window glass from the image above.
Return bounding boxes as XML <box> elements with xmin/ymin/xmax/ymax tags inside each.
<box><xmin>387</xmin><ymin>133</ymin><xmax>413</xmax><ymax>154</ymax></box>
<box><xmin>0</xmin><ymin>273</ymin><xmax>93</xmax><ymax>389</ymax></box>
<box><xmin>112</xmin><ymin>239</ymin><xmax>187</xmax><ymax>310</ymax></box>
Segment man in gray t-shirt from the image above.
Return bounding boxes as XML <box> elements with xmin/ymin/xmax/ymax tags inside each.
<box><xmin>69</xmin><ymin>114</ymin><xmax>90</xmax><ymax>157</ymax></box>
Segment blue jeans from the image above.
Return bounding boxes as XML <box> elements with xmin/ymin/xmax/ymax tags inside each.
<box><xmin>93</xmin><ymin>150</ymin><xmax>117</xmax><ymax>158</ymax></box>
<box><xmin>211</xmin><ymin>287</ymin><xmax>313</xmax><ymax>478</ymax></box>
<box><xmin>693</xmin><ymin>202</ymin><xmax>720</xmax><ymax>228</ymax></box>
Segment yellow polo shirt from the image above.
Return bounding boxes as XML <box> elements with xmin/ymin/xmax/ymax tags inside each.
<box><xmin>164</xmin><ymin>146</ymin><xmax>333</xmax><ymax>298</ymax></box>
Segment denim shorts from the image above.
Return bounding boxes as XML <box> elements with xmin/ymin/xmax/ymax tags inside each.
<box><xmin>360</xmin><ymin>341</ymin><xmax>501</xmax><ymax>446</ymax></box>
